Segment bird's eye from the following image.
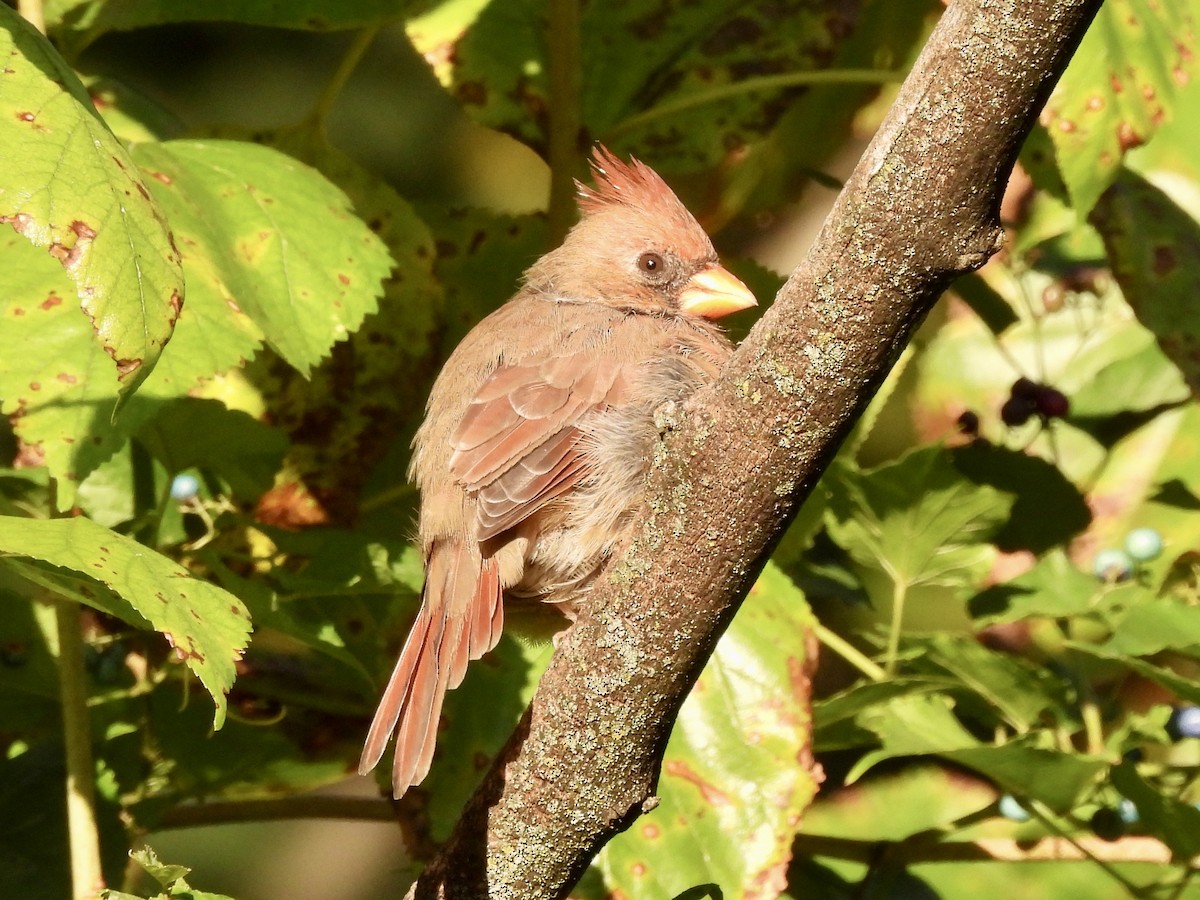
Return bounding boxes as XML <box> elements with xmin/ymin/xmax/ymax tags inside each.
<box><xmin>637</xmin><ymin>252</ymin><xmax>664</xmax><ymax>274</ymax></box>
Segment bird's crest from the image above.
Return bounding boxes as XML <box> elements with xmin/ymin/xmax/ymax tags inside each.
<box><xmin>575</xmin><ymin>145</ymin><xmax>686</xmax><ymax>219</ymax></box>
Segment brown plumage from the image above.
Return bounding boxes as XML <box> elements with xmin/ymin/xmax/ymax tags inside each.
<box><xmin>359</xmin><ymin>146</ymin><xmax>756</xmax><ymax>797</ymax></box>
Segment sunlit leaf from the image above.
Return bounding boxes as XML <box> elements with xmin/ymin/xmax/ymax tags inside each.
<box><xmin>0</xmin><ymin>8</ymin><xmax>182</xmax><ymax>396</ymax></box>
<box><xmin>0</xmin><ymin>516</ymin><xmax>250</xmax><ymax>727</ymax></box>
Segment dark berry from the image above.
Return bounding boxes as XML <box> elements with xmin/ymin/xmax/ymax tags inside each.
<box><xmin>1090</xmin><ymin>806</ymin><xmax>1125</xmax><ymax>842</ymax></box>
<box><xmin>1035</xmin><ymin>386</ymin><xmax>1069</xmax><ymax>419</ymax></box>
<box><xmin>1001</xmin><ymin>395</ymin><xmax>1036</xmax><ymax>427</ymax></box>
<box><xmin>1012</xmin><ymin>377</ymin><xmax>1041</xmax><ymax>400</ymax></box>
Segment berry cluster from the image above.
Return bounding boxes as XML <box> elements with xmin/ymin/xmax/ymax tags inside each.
<box><xmin>1000</xmin><ymin>377</ymin><xmax>1069</xmax><ymax>427</ymax></box>
<box><xmin>1092</xmin><ymin>527</ymin><xmax>1164</xmax><ymax>582</ymax></box>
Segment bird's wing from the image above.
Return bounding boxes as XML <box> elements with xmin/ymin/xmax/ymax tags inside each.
<box><xmin>449</xmin><ymin>350</ymin><xmax>631</xmax><ymax>541</ymax></box>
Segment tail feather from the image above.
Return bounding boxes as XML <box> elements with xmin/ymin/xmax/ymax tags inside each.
<box><xmin>359</xmin><ymin>540</ymin><xmax>506</xmax><ymax>797</ymax></box>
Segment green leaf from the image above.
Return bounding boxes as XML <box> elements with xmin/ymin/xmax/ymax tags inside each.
<box><xmin>1111</xmin><ymin>761</ymin><xmax>1200</xmax><ymax>859</ymax></box>
<box><xmin>0</xmin><ymin>233</ymin><xmax>130</xmax><ymax>506</ymax></box>
<box><xmin>1042</xmin><ymin>0</ymin><xmax>1197</xmax><ymax>214</ymax></box>
<box><xmin>813</xmin><ymin>676</ymin><xmax>959</xmax><ymax>752</ymax></box>
<box><xmin>1100</xmin><ymin>597</ymin><xmax>1200</xmax><ymax>657</ymax></box>
<box><xmin>799</xmin><ymin>765</ymin><xmax>996</xmax><ymax>843</ymax></box>
<box><xmin>135</xmin><ymin>398</ymin><xmax>287</xmax><ymax>501</ymax></box>
<box><xmin>131</xmin><ymin>139</ymin><xmax>392</xmax><ymax>378</ymax></box>
<box><xmin>1091</xmin><ymin>168</ymin><xmax>1200</xmax><ymax>397</ymax></box>
<box><xmin>589</xmin><ymin>563</ymin><xmax>819</xmax><ymax>899</ymax></box>
<box><xmin>0</xmin><ymin>8</ymin><xmax>183</xmax><ymax>395</ymax></box>
<box><xmin>0</xmin><ymin>516</ymin><xmax>250</xmax><ymax>727</ymax></box>
<box><xmin>912</xmin><ymin>633</ymin><xmax>1069</xmax><ymax>731</ymax></box>
<box><xmin>969</xmin><ymin>549</ymin><xmax>1101</xmax><ymax>623</ymax></box>
<box><xmin>849</xmin><ymin>694</ymin><xmax>1104</xmax><ymax>812</ymax></box>
<box><xmin>825</xmin><ymin>447</ymin><xmax>1014</xmax><ymax>590</ymax></box>
<box><xmin>47</xmin><ymin>0</ymin><xmax>408</xmax><ymax>54</ymax></box>
<box><xmin>1069</xmin><ymin>646</ymin><xmax>1200</xmax><ymax>705</ymax></box>
<box><xmin>0</xmin><ymin>744</ymin><xmax>128</xmax><ymax>899</ymax></box>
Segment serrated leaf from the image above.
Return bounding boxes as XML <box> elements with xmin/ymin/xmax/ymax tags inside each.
<box><xmin>1091</xmin><ymin>168</ymin><xmax>1200</xmax><ymax>397</ymax></box>
<box><xmin>131</xmin><ymin>139</ymin><xmax>392</xmax><ymax>377</ymax></box>
<box><xmin>225</xmin><ymin>124</ymin><xmax>442</xmax><ymax>502</ymax></box>
<box><xmin>0</xmin><ymin>233</ymin><xmax>132</xmax><ymax>507</ymax></box>
<box><xmin>0</xmin><ymin>7</ymin><xmax>182</xmax><ymax>395</ymax></box>
<box><xmin>0</xmin><ymin>516</ymin><xmax>250</xmax><ymax>727</ymax></box>
<box><xmin>849</xmin><ymin>694</ymin><xmax>1104</xmax><ymax>812</ymax></box>
<box><xmin>825</xmin><ymin>447</ymin><xmax>1014</xmax><ymax>591</ymax></box>
<box><xmin>1100</xmin><ymin>597</ymin><xmax>1200</xmax><ymax>656</ymax></box>
<box><xmin>969</xmin><ymin>548</ymin><xmax>1101</xmax><ymax>623</ymax></box>
<box><xmin>1042</xmin><ymin>0</ymin><xmax>1196</xmax><ymax>215</ymax></box>
<box><xmin>589</xmin><ymin>563</ymin><xmax>819</xmax><ymax>900</ymax></box>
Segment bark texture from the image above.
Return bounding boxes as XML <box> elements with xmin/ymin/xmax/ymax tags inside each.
<box><xmin>411</xmin><ymin>0</ymin><xmax>1105</xmax><ymax>896</ymax></box>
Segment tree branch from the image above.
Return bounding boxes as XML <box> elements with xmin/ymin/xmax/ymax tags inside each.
<box><xmin>412</xmin><ymin>0</ymin><xmax>1104</xmax><ymax>896</ymax></box>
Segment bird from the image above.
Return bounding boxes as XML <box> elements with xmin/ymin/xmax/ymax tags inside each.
<box><xmin>359</xmin><ymin>145</ymin><xmax>757</xmax><ymax>798</ymax></box>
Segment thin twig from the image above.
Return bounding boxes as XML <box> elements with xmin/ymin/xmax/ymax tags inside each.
<box><xmin>56</xmin><ymin>599</ymin><xmax>105</xmax><ymax>899</ymax></box>
<box><xmin>545</xmin><ymin>0</ymin><xmax>582</xmax><ymax>245</ymax></box>
<box><xmin>605</xmin><ymin>68</ymin><xmax>903</xmax><ymax>139</ymax></box>
<box><xmin>311</xmin><ymin>25</ymin><xmax>383</xmax><ymax>139</ymax></box>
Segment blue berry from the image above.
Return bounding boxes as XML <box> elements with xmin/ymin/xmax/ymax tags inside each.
<box><xmin>998</xmin><ymin>794</ymin><xmax>1030</xmax><ymax>822</ymax></box>
<box><xmin>170</xmin><ymin>473</ymin><xmax>200</xmax><ymax>502</ymax></box>
<box><xmin>1092</xmin><ymin>548</ymin><xmax>1133</xmax><ymax>582</ymax></box>
<box><xmin>1168</xmin><ymin>706</ymin><xmax>1200</xmax><ymax>740</ymax></box>
<box><xmin>1117</xmin><ymin>798</ymin><xmax>1138</xmax><ymax>824</ymax></box>
<box><xmin>1124</xmin><ymin>528</ymin><xmax>1164</xmax><ymax>562</ymax></box>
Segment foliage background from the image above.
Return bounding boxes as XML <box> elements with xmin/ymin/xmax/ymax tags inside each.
<box><xmin>2</xmin><ymin>1</ymin><xmax>1200</xmax><ymax>898</ymax></box>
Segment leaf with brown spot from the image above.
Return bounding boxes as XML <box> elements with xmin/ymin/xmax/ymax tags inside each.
<box><xmin>0</xmin><ymin>514</ymin><xmax>251</xmax><ymax>728</ymax></box>
<box><xmin>586</xmin><ymin>564</ymin><xmax>820</xmax><ymax>899</ymax></box>
<box><xmin>1092</xmin><ymin>167</ymin><xmax>1200</xmax><ymax>397</ymax></box>
<box><xmin>1042</xmin><ymin>0</ymin><xmax>1196</xmax><ymax>214</ymax></box>
<box><xmin>0</xmin><ymin>7</ymin><xmax>183</xmax><ymax>398</ymax></box>
<box><xmin>132</xmin><ymin>139</ymin><xmax>391</xmax><ymax>377</ymax></box>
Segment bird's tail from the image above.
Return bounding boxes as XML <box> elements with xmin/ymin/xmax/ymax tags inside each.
<box><xmin>358</xmin><ymin>539</ymin><xmax>503</xmax><ymax>797</ymax></box>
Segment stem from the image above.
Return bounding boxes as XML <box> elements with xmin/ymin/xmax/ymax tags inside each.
<box><xmin>156</xmin><ymin>796</ymin><xmax>394</xmax><ymax>830</ymax></box>
<box><xmin>1079</xmin><ymin>688</ymin><xmax>1105</xmax><ymax>757</ymax></box>
<box><xmin>1026</xmin><ymin>801</ymin><xmax>1146</xmax><ymax>897</ymax></box>
<box><xmin>884</xmin><ymin>578</ymin><xmax>908</xmax><ymax>676</ymax></box>
<box><xmin>605</xmin><ymin>69</ymin><xmax>903</xmax><ymax>140</ymax></box>
<box><xmin>17</xmin><ymin>0</ymin><xmax>45</xmax><ymax>34</ymax></box>
<box><xmin>56</xmin><ymin>599</ymin><xmax>104</xmax><ymax>899</ymax></box>
<box><xmin>545</xmin><ymin>0</ymin><xmax>582</xmax><ymax>245</ymax></box>
<box><xmin>812</xmin><ymin>622</ymin><xmax>885</xmax><ymax>682</ymax></box>
<box><xmin>311</xmin><ymin>25</ymin><xmax>382</xmax><ymax>138</ymax></box>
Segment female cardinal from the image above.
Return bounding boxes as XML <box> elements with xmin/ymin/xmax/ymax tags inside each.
<box><xmin>359</xmin><ymin>146</ymin><xmax>756</xmax><ymax>797</ymax></box>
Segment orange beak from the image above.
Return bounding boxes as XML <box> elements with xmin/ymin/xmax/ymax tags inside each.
<box><xmin>679</xmin><ymin>264</ymin><xmax>757</xmax><ymax>319</ymax></box>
